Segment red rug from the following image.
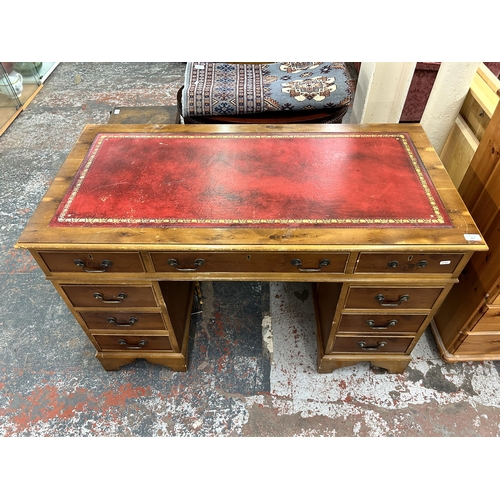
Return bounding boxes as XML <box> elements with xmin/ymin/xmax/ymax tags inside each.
<box><xmin>50</xmin><ymin>132</ymin><xmax>452</xmax><ymax>228</ymax></box>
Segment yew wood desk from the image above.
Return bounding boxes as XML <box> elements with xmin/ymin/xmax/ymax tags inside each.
<box><xmin>16</xmin><ymin>123</ymin><xmax>488</xmax><ymax>374</ymax></box>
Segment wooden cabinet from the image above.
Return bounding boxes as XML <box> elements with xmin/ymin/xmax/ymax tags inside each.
<box><xmin>16</xmin><ymin>123</ymin><xmax>486</xmax><ymax>373</ymax></box>
<box><xmin>432</xmin><ymin>98</ymin><xmax>500</xmax><ymax>361</ymax></box>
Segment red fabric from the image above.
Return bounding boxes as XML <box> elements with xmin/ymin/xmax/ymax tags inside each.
<box><xmin>400</xmin><ymin>63</ymin><xmax>441</xmax><ymax>122</ymax></box>
<box><xmin>51</xmin><ymin>132</ymin><xmax>451</xmax><ymax>228</ymax></box>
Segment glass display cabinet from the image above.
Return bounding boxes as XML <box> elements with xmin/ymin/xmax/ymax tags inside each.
<box><xmin>0</xmin><ymin>62</ymin><xmax>57</xmax><ymax>136</ymax></box>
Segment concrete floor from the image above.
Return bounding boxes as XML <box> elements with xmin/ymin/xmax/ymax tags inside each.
<box><xmin>2</xmin><ymin>63</ymin><xmax>500</xmax><ymax>447</ymax></box>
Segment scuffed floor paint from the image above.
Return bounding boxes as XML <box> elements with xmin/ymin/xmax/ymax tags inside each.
<box><xmin>243</xmin><ymin>282</ymin><xmax>500</xmax><ymax>436</ymax></box>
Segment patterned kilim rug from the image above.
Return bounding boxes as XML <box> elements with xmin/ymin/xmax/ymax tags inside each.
<box><xmin>50</xmin><ymin>131</ymin><xmax>452</xmax><ymax>229</ymax></box>
<box><xmin>182</xmin><ymin>62</ymin><xmax>353</xmax><ymax>117</ymax></box>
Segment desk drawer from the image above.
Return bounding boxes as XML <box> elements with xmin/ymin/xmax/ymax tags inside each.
<box><xmin>79</xmin><ymin>312</ymin><xmax>166</xmax><ymax>331</ymax></box>
<box><xmin>355</xmin><ymin>253</ymin><xmax>463</xmax><ymax>274</ymax></box>
<box><xmin>332</xmin><ymin>335</ymin><xmax>413</xmax><ymax>353</ymax></box>
<box><xmin>39</xmin><ymin>252</ymin><xmax>145</xmax><ymax>273</ymax></box>
<box><xmin>93</xmin><ymin>334</ymin><xmax>173</xmax><ymax>351</ymax></box>
<box><xmin>345</xmin><ymin>286</ymin><xmax>443</xmax><ymax>310</ymax></box>
<box><xmin>61</xmin><ymin>284</ymin><xmax>157</xmax><ymax>308</ymax></box>
<box><xmin>150</xmin><ymin>252</ymin><xmax>348</xmax><ymax>274</ymax></box>
<box><xmin>338</xmin><ymin>314</ymin><xmax>428</xmax><ymax>334</ymax></box>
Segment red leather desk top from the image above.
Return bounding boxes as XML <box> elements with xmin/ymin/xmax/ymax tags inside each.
<box><xmin>50</xmin><ymin>132</ymin><xmax>452</xmax><ymax>229</ymax></box>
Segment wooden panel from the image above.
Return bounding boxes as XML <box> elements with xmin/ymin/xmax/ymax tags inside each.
<box><xmin>313</xmin><ymin>282</ymin><xmax>343</xmax><ymax>350</ymax></box>
<box><xmin>459</xmin><ymin>103</ymin><xmax>500</xmax><ymax>207</ymax></box>
<box><xmin>477</xmin><ymin>63</ymin><xmax>500</xmax><ymax>95</ymax></box>
<box><xmin>79</xmin><ymin>312</ymin><xmax>166</xmax><ymax>330</ymax></box>
<box><xmin>460</xmin><ymin>91</ymin><xmax>490</xmax><ymax>142</ymax></box>
<box><xmin>440</xmin><ymin>116</ymin><xmax>479</xmax><ymax>188</ymax></box>
<box><xmin>39</xmin><ymin>252</ymin><xmax>145</xmax><ymax>273</ymax></box>
<box><xmin>453</xmin><ymin>331</ymin><xmax>500</xmax><ymax>356</ymax></box>
<box><xmin>93</xmin><ymin>335</ymin><xmax>173</xmax><ymax>351</ymax></box>
<box><xmin>61</xmin><ymin>284</ymin><xmax>157</xmax><ymax>308</ymax></box>
<box><xmin>460</xmin><ymin>200</ymin><xmax>500</xmax><ymax>302</ymax></box>
<box><xmin>470</xmin><ymin>305</ymin><xmax>500</xmax><ymax>332</ymax></box>
<box><xmin>468</xmin><ymin>159</ymin><xmax>500</xmax><ymax>235</ymax></box>
<box><xmin>108</xmin><ymin>106</ymin><xmax>179</xmax><ymax>124</ymax></box>
<box><xmin>159</xmin><ymin>281</ymin><xmax>195</xmax><ymax>351</ymax></box>
<box><xmin>151</xmin><ymin>252</ymin><xmax>348</xmax><ymax>274</ymax></box>
<box><xmin>469</xmin><ymin>71</ymin><xmax>499</xmax><ymax>118</ymax></box>
<box><xmin>345</xmin><ymin>286</ymin><xmax>443</xmax><ymax>310</ymax></box>
<box><xmin>355</xmin><ymin>253</ymin><xmax>463</xmax><ymax>274</ymax></box>
<box><xmin>434</xmin><ymin>104</ymin><xmax>500</xmax><ymax>356</ymax></box>
<box><xmin>492</xmin><ymin>294</ymin><xmax>500</xmax><ymax>306</ymax></box>
<box><xmin>338</xmin><ymin>314</ymin><xmax>428</xmax><ymax>333</ymax></box>
<box><xmin>332</xmin><ymin>335</ymin><xmax>413</xmax><ymax>353</ymax></box>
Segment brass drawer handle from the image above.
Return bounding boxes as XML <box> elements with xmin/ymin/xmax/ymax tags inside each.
<box><xmin>387</xmin><ymin>260</ymin><xmax>399</xmax><ymax>268</ymax></box>
<box><xmin>94</xmin><ymin>292</ymin><xmax>128</xmax><ymax>304</ymax></box>
<box><xmin>366</xmin><ymin>319</ymin><xmax>398</xmax><ymax>330</ymax></box>
<box><xmin>167</xmin><ymin>258</ymin><xmax>205</xmax><ymax>272</ymax></box>
<box><xmin>118</xmin><ymin>339</ymin><xmax>147</xmax><ymax>349</ymax></box>
<box><xmin>375</xmin><ymin>294</ymin><xmax>409</xmax><ymax>307</ymax></box>
<box><xmin>74</xmin><ymin>258</ymin><xmax>113</xmax><ymax>273</ymax></box>
<box><xmin>107</xmin><ymin>316</ymin><xmax>138</xmax><ymax>327</ymax></box>
<box><xmin>358</xmin><ymin>341</ymin><xmax>387</xmax><ymax>351</ymax></box>
<box><xmin>290</xmin><ymin>258</ymin><xmax>330</xmax><ymax>272</ymax></box>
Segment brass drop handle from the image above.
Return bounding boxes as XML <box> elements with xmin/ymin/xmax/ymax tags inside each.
<box><xmin>167</xmin><ymin>258</ymin><xmax>205</xmax><ymax>272</ymax></box>
<box><xmin>94</xmin><ymin>292</ymin><xmax>127</xmax><ymax>304</ymax></box>
<box><xmin>74</xmin><ymin>258</ymin><xmax>113</xmax><ymax>273</ymax></box>
<box><xmin>107</xmin><ymin>316</ymin><xmax>138</xmax><ymax>327</ymax></box>
<box><xmin>366</xmin><ymin>319</ymin><xmax>398</xmax><ymax>330</ymax></box>
<box><xmin>290</xmin><ymin>258</ymin><xmax>331</xmax><ymax>272</ymax></box>
<box><xmin>375</xmin><ymin>294</ymin><xmax>409</xmax><ymax>307</ymax></box>
<box><xmin>118</xmin><ymin>339</ymin><xmax>147</xmax><ymax>349</ymax></box>
<box><xmin>358</xmin><ymin>341</ymin><xmax>387</xmax><ymax>351</ymax></box>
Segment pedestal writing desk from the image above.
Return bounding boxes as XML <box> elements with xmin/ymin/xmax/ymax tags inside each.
<box><xmin>16</xmin><ymin>124</ymin><xmax>487</xmax><ymax>373</ymax></box>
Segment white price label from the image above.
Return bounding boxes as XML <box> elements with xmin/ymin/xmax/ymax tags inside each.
<box><xmin>464</xmin><ymin>234</ymin><xmax>482</xmax><ymax>241</ymax></box>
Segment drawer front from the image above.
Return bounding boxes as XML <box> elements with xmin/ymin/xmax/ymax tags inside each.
<box><xmin>79</xmin><ymin>312</ymin><xmax>166</xmax><ymax>330</ymax></box>
<box><xmin>332</xmin><ymin>335</ymin><xmax>413</xmax><ymax>353</ymax></box>
<box><xmin>39</xmin><ymin>252</ymin><xmax>145</xmax><ymax>273</ymax></box>
<box><xmin>345</xmin><ymin>286</ymin><xmax>443</xmax><ymax>310</ymax></box>
<box><xmin>339</xmin><ymin>314</ymin><xmax>428</xmax><ymax>334</ymax></box>
<box><xmin>93</xmin><ymin>335</ymin><xmax>172</xmax><ymax>351</ymax></box>
<box><xmin>61</xmin><ymin>284</ymin><xmax>157</xmax><ymax>308</ymax></box>
<box><xmin>470</xmin><ymin>306</ymin><xmax>500</xmax><ymax>332</ymax></box>
<box><xmin>355</xmin><ymin>253</ymin><xmax>463</xmax><ymax>274</ymax></box>
<box><xmin>151</xmin><ymin>252</ymin><xmax>348</xmax><ymax>274</ymax></box>
<box><xmin>453</xmin><ymin>331</ymin><xmax>500</xmax><ymax>356</ymax></box>
<box><xmin>491</xmin><ymin>295</ymin><xmax>500</xmax><ymax>306</ymax></box>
